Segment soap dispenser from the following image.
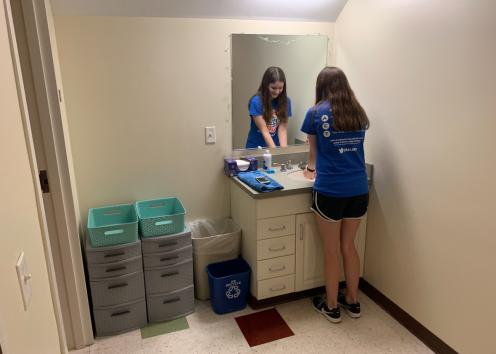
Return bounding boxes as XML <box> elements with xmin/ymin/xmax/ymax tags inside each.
<box><xmin>263</xmin><ymin>149</ymin><xmax>272</xmax><ymax>171</ymax></box>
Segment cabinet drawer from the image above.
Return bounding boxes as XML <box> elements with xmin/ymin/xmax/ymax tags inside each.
<box><xmin>93</xmin><ymin>299</ymin><xmax>147</xmax><ymax>337</ymax></box>
<box><xmin>146</xmin><ymin>285</ymin><xmax>194</xmax><ymax>323</ymax></box>
<box><xmin>257</xmin><ymin>215</ymin><xmax>295</xmax><ymax>240</ymax></box>
<box><xmin>141</xmin><ymin>229</ymin><xmax>191</xmax><ymax>254</ymax></box>
<box><xmin>144</xmin><ymin>259</ymin><xmax>193</xmax><ymax>295</ymax></box>
<box><xmin>257</xmin><ymin>274</ymin><xmax>295</xmax><ymax>300</ymax></box>
<box><xmin>257</xmin><ymin>235</ymin><xmax>295</xmax><ymax>260</ymax></box>
<box><xmin>90</xmin><ymin>271</ymin><xmax>145</xmax><ymax>308</ymax></box>
<box><xmin>257</xmin><ymin>255</ymin><xmax>295</xmax><ymax>280</ymax></box>
<box><xmin>143</xmin><ymin>245</ymin><xmax>192</xmax><ymax>269</ymax></box>
<box><xmin>85</xmin><ymin>239</ymin><xmax>141</xmax><ymax>264</ymax></box>
<box><xmin>87</xmin><ymin>256</ymin><xmax>143</xmax><ymax>280</ymax></box>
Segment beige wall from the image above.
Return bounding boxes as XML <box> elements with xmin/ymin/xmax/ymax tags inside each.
<box><xmin>0</xmin><ymin>2</ymin><xmax>60</xmax><ymax>353</ymax></box>
<box><xmin>53</xmin><ymin>16</ymin><xmax>334</xmax><ymax>225</ymax></box>
<box><xmin>336</xmin><ymin>1</ymin><xmax>496</xmax><ymax>353</ymax></box>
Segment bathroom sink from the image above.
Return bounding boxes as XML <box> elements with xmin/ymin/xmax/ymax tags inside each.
<box><xmin>287</xmin><ymin>169</ymin><xmax>315</xmax><ymax>182</ymax></box>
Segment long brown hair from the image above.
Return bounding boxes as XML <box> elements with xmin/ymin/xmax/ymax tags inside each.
<box><xmin>315</xmin><ymin>67</ymin><xmax>369</xmax><ymax>131</ymax></box>
<box><xmin>251</xmin><ymin>66</ymin><xmax>288</xmax><ymax>123</ymax></box>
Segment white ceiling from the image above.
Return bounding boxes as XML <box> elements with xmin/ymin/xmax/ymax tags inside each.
<box><xmin>50</xmin><ymin>0</ymin><xmax>348</xmax><ymax>22</ymax></box>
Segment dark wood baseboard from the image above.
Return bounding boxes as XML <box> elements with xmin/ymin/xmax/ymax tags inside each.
<box><xmin>248</xmin><ymin>279</ymin><xmax>457</xmax><ymax>353</ymax></box>
<box><xmin>359</xmin><ymin>278</ymin><xmax>457</xmax><ymax>354</ymax></box>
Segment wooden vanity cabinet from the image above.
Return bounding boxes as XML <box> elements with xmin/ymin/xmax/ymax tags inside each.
<box><xmin>230</xmin><ymin>181</ymin><xmax>367</xmax><ymax>300</ymax></box>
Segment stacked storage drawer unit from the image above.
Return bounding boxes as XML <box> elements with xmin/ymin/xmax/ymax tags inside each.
<box><xmin>85</xmin><ymin>239</ymin><xmax>147</xmax><ymax>336</ymax></box>
<box><xmin>141</xmin><ymin>228</ymin><xmax>195</xmax><ymax>323</ymax></box>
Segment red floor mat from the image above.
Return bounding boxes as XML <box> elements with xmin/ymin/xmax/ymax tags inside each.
<box><xmin>235</xmin><ymin>308</ymin><xmax>294</xmax><ymax>347</ymax></box>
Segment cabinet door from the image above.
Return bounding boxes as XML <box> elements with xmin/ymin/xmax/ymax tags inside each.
<box><xmin>295</xmin><ymin>213</ymin><xmax>367</xmax><ymax>292</ymax></box>
<box><xmin>295</xmin><ymin>213</ymin><xmax>325</xmax><ymax>291</ymax></box>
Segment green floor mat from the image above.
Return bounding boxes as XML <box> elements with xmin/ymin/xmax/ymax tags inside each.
<box><xmin>140</xmin><ymin>317</ymin><xmax>189</xmax><ymax>339</ymax></box>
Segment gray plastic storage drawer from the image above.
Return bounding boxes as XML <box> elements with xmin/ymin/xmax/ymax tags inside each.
<box><xmin>93</xmin><ymin>298</ymin><xmax>147</xmax><ymax>337</ymax></box>
<box><xmin>144</xmin><ymin>259</ymin><xmax>193</xmax><ymax>295</ymax></box>
<box><xmin>146</xmin><ymin>285</ymin><xmax>194</xmax><ymax>323</ymax></box>
<box><xmin>85</xmin><ymin>238</ymin><xmax>141</xmax><ymax>264</ymax></box>
<box><xmin>141</xmin><ymin>228</ymin><xmax>191</xmax><ymax>254</ymax></box>
<box><xmin>90</xmin><ymin>271</ymin><xmax>145</xmax><ymax>308</ymax></box>
<box><xmin>87</xmin><ymin>256</ymin><xmax>143</xmax><ymax>280</ymax></box>
<box><xmin>143</xmin><ymin>245</ymin><xmax>192</xmax><ymax>269</ymax></box>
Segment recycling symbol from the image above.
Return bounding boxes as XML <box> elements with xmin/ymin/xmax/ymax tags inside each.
<box><xmin>225</xmin><ymin>280</ymin><xmax>241</xmax><ymax>299</ymax></box>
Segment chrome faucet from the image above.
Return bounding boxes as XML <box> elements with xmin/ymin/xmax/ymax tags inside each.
<box><xmin>285</xmin><ymin>159</ymin><xmax>293</xmax><ymax>170</ymax></box>
<box><xmin>298</xmin><ymin>161</ymin><xmax>307</xmax><ymax>170</ymax></box>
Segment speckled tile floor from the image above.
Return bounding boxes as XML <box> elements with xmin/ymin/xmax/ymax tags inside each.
<box><xmin>70</xmin><ymin>291</ymin><xmax>433</xmax><ymax>354</ymax></box>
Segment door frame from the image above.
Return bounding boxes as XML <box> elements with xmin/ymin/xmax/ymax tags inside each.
<box><xmin>3</xmin><ymin>0</ymin><xmax>93</xmax><ymax>350</ymax></box>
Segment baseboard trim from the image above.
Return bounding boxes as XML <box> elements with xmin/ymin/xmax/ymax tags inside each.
<box><xmin>359</xmin><ymin>278</ymin><xmax>457</xmax><ymax>354</ymax></box>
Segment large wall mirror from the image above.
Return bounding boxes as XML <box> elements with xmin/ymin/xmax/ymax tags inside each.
<box><xmin>231</xmin><ymin>34</ymin><xmax>328</xmax><ymax>150</ymax></box>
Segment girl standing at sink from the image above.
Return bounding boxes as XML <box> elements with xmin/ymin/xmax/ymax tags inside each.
<box><xmin>301</xmin><ymin>67</ymin><xmax>370</xmax><ymax>323</ymax></box>
<box><xmin>245</xmin><ymin>66</ymin><xmax>292</xmax><ymax>149</ymax></box>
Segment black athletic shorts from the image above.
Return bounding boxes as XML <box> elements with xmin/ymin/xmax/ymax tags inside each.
<box><xmin>311</xmin><ymin>190</ymin><xmax>369</xmax><ymax>222</ymax></box>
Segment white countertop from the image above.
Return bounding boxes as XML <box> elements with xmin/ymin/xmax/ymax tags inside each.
<box><xmin>231</xmin><ymin>164</ymin><xmax>373</xmax><ymax>199</ymax></box>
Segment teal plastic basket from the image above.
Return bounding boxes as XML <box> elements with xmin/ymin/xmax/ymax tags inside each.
<box><xmin>87</xmin><ymin>204</ymin><xmax>138</xmax><ymax>247</ymax></box>
<box><xmin>136</xmin><ymin>198</ymin><xmax>186</xmax><ymax>238</ymax></box>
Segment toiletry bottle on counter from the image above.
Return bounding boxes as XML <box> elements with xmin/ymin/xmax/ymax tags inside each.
<box><xmin>263</xmin><ymin>149</ymin><xmax>272</xmax><ymax>170</ymax></box>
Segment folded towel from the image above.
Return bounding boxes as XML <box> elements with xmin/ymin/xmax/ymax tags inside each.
<box><xmin>237</xmin><ymin>170</ymin><xmax>284</xmax><ymax>193</ymax></box>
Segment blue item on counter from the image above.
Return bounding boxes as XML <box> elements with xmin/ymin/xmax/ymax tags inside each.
<box><xmin>242</xmin><ymin>156</ymin><xmax>258</xmax><ymax>171</ymax></box>
<box><xmin>224</xmin><ymin>157</ymin><xmax>258</xmax><ymax>177</ymax></box>
<box><xmin>224</xmin><ymin>158</ymin><xmax>238</xmax><ymax>177</ymax></box>
<box><xmin>237</xmin><ymin>170</ymin><xmax>283</xmax><ymax>193</ymax></box>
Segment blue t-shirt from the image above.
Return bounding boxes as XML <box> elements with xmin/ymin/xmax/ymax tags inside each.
<box><xmin>245</xmin><ymin>95</ymin><xmax>292</xmax><ymax>148</ymax></box>
<box><xmin>301</xmin><ymin>101</ymin><xmax>368</xmax><ymax>197</ymax></box>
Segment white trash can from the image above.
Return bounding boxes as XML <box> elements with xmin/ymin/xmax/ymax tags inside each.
<box><xmin>190</xmin><ymin>218</ymin><xmax>241</xmax><ymax>300</ymax></box>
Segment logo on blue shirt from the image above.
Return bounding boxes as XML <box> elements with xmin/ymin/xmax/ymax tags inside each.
<box><xmin>338</xmin><ymin>147</ymin><xmax>358</xmax><ymax>154</ymax></box>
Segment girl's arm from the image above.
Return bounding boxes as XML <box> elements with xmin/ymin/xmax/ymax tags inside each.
<box><xmin>252</xmin><ymin>115</ymin><xmax>276</xmax><ymax>148</ymax></box>
<box><xmin>304</xmin><ymin>134</ymin><xmax>317</xmax><ymax>179</ymax></box>
<box><xmin>278</xmin><ymin>120</ymin><xmax>288</xmax><ymax>147</ymax></box>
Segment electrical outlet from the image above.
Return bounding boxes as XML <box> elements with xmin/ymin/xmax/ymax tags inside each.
<box><xmin>205</xmin><ymin>126</ymin><xmax>216</xmax><ymax>144</ymax></box>
<box><xmin>16</xmin><ymin>252</ymin><xmax>32</xmax><ymax>311</ymax></box>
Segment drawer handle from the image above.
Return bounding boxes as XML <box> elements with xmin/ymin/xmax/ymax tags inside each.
<box><xmin>268</xmin><ymin>245</ymin><xmax>286</xmax><ymax>252</ymax></box>
<box><xmin>108</xmin><ymin>283</ymin><xmax>128</xmax><ymax>290</ymax></box>
<box><xmin>268</xmin><ymin>225</ymin><xmax>286</xmax><ymax>232</ymax></box>
<box><xmin>163</xmin><ymin>297</ymin><xmax>181</xmax><ymax>304</ymax></box>
<box><xmin>155</xmin><ymin>220</ymin><xmax>173</xmax><ymax>226</ymax></box>
<box><xmin>160</xmin><ymin>255</ymin><xmax>179</xmax><ymax>262</ymax></box>
<box><xmin>158</xmin><ymin>241</ymin><xmax>178</xmax><ymax>248</ymax></box>
<box><xmin>161</xmin><ymin>271</ymin><xmax>179</xmax><ymax>278</ymax></box>
<box><xmin>269</xmin><ymin>265</ymin><xmax>286</xmax><ymax>272</ymax></box>
<box><xmin>106</xmin><ymin>266</ymin><xmax>126</xmax><ymax>273</ymax></box>
<box><xmin>111</xmin><ymin>310</ymin><xmax>130</xmax><ymax>317</ymax></box>
<box><xmin>270</xmin><ymin>285</ymin><xmax>286</xmax><ymax>292</ymax></box>
<box><xmin>104</xmin><ymin>229</ymin><xmax>124</xmax><ymax>236</ymax></box>
<box><xmin>104</xmin><ymin>252</ymin><xmax>125</xmax><ymax>258</ymax></box>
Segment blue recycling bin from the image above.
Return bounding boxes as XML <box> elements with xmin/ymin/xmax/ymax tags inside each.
<box><xmin>207</xmin><ymin>258</ymin><xmax>251</xmax><ymax>314</ymax></box>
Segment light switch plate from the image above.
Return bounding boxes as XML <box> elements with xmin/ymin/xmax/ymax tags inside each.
<box><xmin>16</xmin><ymin>252</ymin><xmax>32</xmax><ymax>311</ymax></box>
<box><xmin>205</xmin><ymin>126</ymin><xmax>216</xmax><ymax>144</ymax></box>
